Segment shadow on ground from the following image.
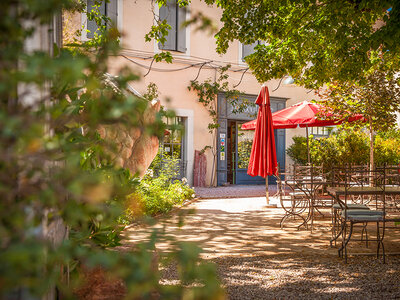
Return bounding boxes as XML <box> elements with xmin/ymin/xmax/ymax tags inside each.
<box><xmin>122</xmin><ymin>199</ymin><xmax>400</xmax><ymax>299</ymax></box>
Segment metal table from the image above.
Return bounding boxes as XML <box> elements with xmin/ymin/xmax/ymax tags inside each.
<box><xmin>283</xmin><ymin>177</ymin><xmax>329</xmax><ymax>231</ymax></box>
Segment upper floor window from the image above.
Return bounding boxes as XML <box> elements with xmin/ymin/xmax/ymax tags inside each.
<box><xmin>159</xmin><ymin>0</ymin><xmax>187</xmax><ymax>52</ymax></box>
<box><xmin>242</xmin><ymin>41</ymin><xmax>261</xmax><ymax>61</ymax></box>
<box><xmin>86</xmin><ymin>0</ymin><xmax>117</xmax><ymax>39</ymax></box>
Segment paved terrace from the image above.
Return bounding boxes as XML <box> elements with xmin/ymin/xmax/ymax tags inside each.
<box><xmin>121</xmin><ymin>191</ymin><xmax>400</xmax><ymax>299</ymax></box>
<box><xmin>194</xmin><ymin>184</ymin><xmax>278</xmax><ymax>199</ymax></box>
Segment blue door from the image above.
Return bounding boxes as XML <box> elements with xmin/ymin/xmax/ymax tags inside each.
<box><xmin>235</xmin><ymin>122</ymin><xmax>285</xmax><ymax>185</ymax></box>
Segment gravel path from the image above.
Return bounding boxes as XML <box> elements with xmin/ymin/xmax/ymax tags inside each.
<box><xmin>123</xmin><ymin>197</ymin><xmax>400</xmax><ymax>299</ymax></box>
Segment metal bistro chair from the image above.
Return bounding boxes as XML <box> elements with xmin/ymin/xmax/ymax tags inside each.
<box><xmin>278</xmin><ymin>164</ymin><xmax>324</xmax><ymax>230</ymax></box>
<box><xmin>336</xmin><ymin>167</ymin><xmax>386</xmax><ymax>263</ymax></box>
<box><xmin>330</xmin><ymin>165</ymin><xmax>371</xmax><ymax>247</ymax></box>
<box><xmin>376</xmin><ymin>165</ymin><xmax>400</xmax><ymax>226</ymax></box>
<box><xmin>292</xmin><ymin>164</ymin><xmax>327</xmax><ymax>230</ymax></box>
<box><xmin>277</xmin><ymin>167</ymin><xmax>310</xmax><ymax>229</ymax></box>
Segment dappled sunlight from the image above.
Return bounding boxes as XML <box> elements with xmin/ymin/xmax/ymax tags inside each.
<box><xmin>122</xmin><ymin>197</ymin><xmax>400</xmax><ymax>298</ymax></box>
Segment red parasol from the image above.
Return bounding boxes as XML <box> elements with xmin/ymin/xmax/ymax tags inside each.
<box><xmin>247</xmin><ymin>86</ymin><xmax>278</xmax><ymax>204</ymax></box>
<box><xmin>242</xmin><ymin>101</ymin><xmax>363</xmax><ymax>130</ymax></box>
<box><xmin>242</xmin><ymin>101</ymin><xmax>364</xmax><ymax>164</ymax></box>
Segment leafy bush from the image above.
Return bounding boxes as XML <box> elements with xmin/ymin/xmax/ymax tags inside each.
<box><xmin>286</xmin><ymin>136</ymin><xmax>309</xmax><ymax>165</ymax></box>
<box><xmin>374</xmin><ymin>134</ymin><xmax>400</xmax><ymax>165</ymax></box>
<box><xmin>287</xmin><ymin>128</ymin><xmax>400</xmax><ymax>167</ymax></box>
<box><xmin>135</xmin><ymin>154</ymin><xmax>195</xmax><ymax>217</ymax></box>
<box><xmin>237</xmin><ymin>139</ymin><xmax>253</xmax><ymax>169</ymax></box>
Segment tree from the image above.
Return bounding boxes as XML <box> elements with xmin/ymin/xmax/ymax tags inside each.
<box><xmin>318</xmin><ymin>55</ymin><xmax>400</xmax><ymax>169</ymax></box>
<box><xmin>148</xmin><ymin>1</ymin><xmax>400</xmax><ymax>89</ymax></box>
<box><xmin>204</xmin><ymin>0</ymin><xmax>400</xmax><ymax>88</ymax></box>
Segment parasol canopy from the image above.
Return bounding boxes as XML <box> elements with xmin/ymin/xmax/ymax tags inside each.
<box><xmin>242</xmin><ymin>100</ymin><xmax>364</xmax><ymax>164</ymax></box>
<box><xmin>241</xmin><ymin>101</ymin><xmax>364</xmax><ymax>130</ymax></box>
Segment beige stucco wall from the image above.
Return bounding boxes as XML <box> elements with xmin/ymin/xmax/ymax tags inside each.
<box><xmin>71</xmin><ymin>0</ymin><xmax>319</xmax><ymax>186</ymax></box>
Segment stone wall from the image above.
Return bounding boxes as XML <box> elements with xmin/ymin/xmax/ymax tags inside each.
<box><xmin>98</xmin><ymin>99</ymin><xmax>161</xmax><ymax>177</ymax></box>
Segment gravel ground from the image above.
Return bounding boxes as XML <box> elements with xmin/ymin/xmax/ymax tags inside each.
<box><xmin>123</xmin><ymin>196</ymin><xmax>400</xmax><ymax>299</ymax></box>
<box><xmin>213</xmin><ymin>255</ymin><xmax>400</xmax><ymax>299</ymax></box>
<box><xmin>159</xmin><ymin>255</ymin><xmax>400</xmax><ymax>300</ymax></box>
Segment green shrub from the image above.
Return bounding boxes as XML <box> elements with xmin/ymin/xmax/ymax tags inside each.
<box><xmin>132</xmin><ymin>153</ymin><xmax>195</xmax><ymax>217</ymax></box>
<box><xmin>286</xmin><ymin>136</ymin><xmax>309</xmax><ymax>165</ymax></box>
<box><xmin>374</xmin><ymin>135</ymin><xmax>400</xmax><ymax>165</ymax></box>
<box><xmin>287</xmin><ymin>128</ymin><xmax>400</xmax><ymax>167</ymax></box>
<box><xmin>237</xmin><ymin>139</ymin><xmax>253</xmax><ymax>168</ymax></box>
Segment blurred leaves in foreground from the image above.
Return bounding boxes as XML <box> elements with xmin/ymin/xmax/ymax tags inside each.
<box><xmin>0</xmin><ymin>0</ymin><xmax>223</xmax><ymax>298</ymax></box>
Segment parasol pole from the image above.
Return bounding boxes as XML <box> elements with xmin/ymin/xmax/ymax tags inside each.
<box><xmin>306</xmin><ymin>125</ymin><xmax>311</xmax><ymax>164</ymax></box>
<box><xmin>265</xmin><ymin>176</ymin><xmax>269</xmax><ymax>204</ymax></box>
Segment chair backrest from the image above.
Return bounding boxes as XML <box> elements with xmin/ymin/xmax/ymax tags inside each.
<box><xmin>376</xmin><ymin>165</ymin><xmax>400</xmax><ymax>187</ymax></box>
<box><xmin>292</xmin><ymin>164</ymin><xmax>325</xmax><ymax>183</ymax></box>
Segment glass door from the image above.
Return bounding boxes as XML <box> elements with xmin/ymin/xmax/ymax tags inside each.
<box><xmin>235</xmin><ymin>122</ymin><xmax>265</xmax><ymax>185</ymax></box>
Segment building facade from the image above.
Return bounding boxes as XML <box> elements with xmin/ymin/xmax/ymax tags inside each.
<box><xmin>74</xmin><ymin>0</ymin><xmax>319</xmax><ymax>186</ymax></box>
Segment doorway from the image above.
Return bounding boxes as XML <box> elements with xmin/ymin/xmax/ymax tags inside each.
<box><xmin>227</xmin><ymin>121</ymin><xmax>285</xmax><ymax>185</ymax></box>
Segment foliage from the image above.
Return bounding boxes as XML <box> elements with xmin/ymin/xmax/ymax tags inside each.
<box><xmin>237</xmin><ymin>139</ymin><xmax>253</xmax><ymax>169</ymax></box>
<box><xmin>287</xmin><ymin>129</ymin><xmax>400</xmax><ymax>167</ymax></box>
<box><xmin>0</xmin><ymin>0</ymin><xmax>221</xmax><ymax>298</ymax></box>
<box><xmin>374</xmin><ymin>134</ymin><xmax>400</xmax><ymax>165</ymax></box>
<box><xmin>318</xmin><ymin>56</ymin><xmax>400</xmax><ymax>168</ymax></box>
<box><xmin>188</xmin><ymin>65</ymin><xmax>246</xmax><ymax>133</ymax></box>
<box><xmin>143</xmin><ymin>82</ymin><xmax>160</xmax><ymax>101</ymax></box>
<box><xmin>188</xmin><ymin>66</ymin><xmax>253</xmax><ymax>185</ymax></box>
<box><xmin>319</xmin><ymin>57</ymin><xmax>400</xmax><ymax>133</ymax></box>
<box><xmin>200</xmin><ymin>0</ymin><xmax>400</xmax><ymax>89</ymax></box>
<box><xmin>135</xmin><ymin>151</ymin><xmax>196</xmax><ymax>217</ymax></box>
<box><xmin>145</xmin><ymin>1</ymin><xmax>400</xmax><ymax>90</ymax></box>
<box><xmin>286</xmin><ymin>136</ymin><xmax>310</xmax><ymax>165</ymax></box>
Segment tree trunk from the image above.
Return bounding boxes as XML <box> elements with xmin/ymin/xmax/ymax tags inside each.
<box><xmin>369</xmin><ymin>118</ymin><xmax>374</xmax><ymax>186</ymax></box>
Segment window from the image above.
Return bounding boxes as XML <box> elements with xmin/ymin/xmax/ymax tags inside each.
<box><xmin>242</xmin><ymin>41</ymin><xmax>261</xmax><ymax>61</ymax></box>
<box><xmin>86</xmin><ymin>0</ymin><xmax>117</xmax><ymax>39</ymax></box>
<box><xmin>159</xmin><ymin>0</ymin><xmax>187</xmax><ymax>52</ymax></box>
<box><xmin>308</xmin><ymin>126</ymin><xmax>334</xmax><ymax>138</ymax></box>
<box><xmin>161</xmin><ymin>117</ymin><xmax>186</xmax><ymax>179</ymax></box>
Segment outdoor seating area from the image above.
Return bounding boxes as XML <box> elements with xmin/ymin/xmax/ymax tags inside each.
<box><xmin>276</xmin><ymin>163</ymin><xmax>400</xmax><ymax>263</ymax></box>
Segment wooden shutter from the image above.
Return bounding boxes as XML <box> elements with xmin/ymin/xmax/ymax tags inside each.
<box><xmin>242</xmin><ymin>41</ymin><xmax>258</xmax><ymax>60</ymax></box>
<box><xmin>177</xmin><ymin>5</ymin><xmax>186</xmax><ymax>52</ymax></box>
<box><xmin>158</xmin><ymin>0</ymin><xmax>177</xmax><ymax>50</ymax></box>
<box><xmin>87</xmin><ymin>0</ymin><xmax>106</xmax><ymax>39</ymax></box>
<box><xmin>107</xmin><ymin>0</ymin><xmax>118</xmax><ymax>26</ymax></box>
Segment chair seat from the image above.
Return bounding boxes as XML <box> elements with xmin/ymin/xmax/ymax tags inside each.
<box><xmin>289</xmin><ymin>191</ymin><xmax>306</xmax><ymax>196</ymax></box>
<box><xmin>333</xmin><ymin>203</ymin><xmax>369</xmax><ymax>210</ymax></box>
<box><xmin>341</xmin><ymin>209</ymin><xmax>385</xmax><ymax>216</ymax></box>
<box><xmin>344</xmin><ymin>214</ymin><xmax>384</xmax><ymax>222</ymax></box>
<box><xmin>341</xmin><ymin>209</ymin><xmax>385</xmax><ymax>222</ymax></box>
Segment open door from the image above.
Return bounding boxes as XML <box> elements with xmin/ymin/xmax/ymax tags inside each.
<box><xmin>235</xmin><ymin>122</ymin><xmax>265</xmax><ymax>184</ymax></box>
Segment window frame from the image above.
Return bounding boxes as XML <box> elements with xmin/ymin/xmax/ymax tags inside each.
<box><xmin>86</xmin><ymin>0</ymin><xmax>118</xmax><ymax>39</ymax></box>
<box><xmin>158</xmin><ymin>0</ymin><xmax>187</xmax><ymax>53</ymax></box>
<box><xmin>241</xmin><ymin>40</ymin><xmax>262</xmax><ymax>61</ymax></box>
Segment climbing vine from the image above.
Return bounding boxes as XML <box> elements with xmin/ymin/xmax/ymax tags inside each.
<box><xmin>188</xmin><ymin>66</ymin><xmax>255</xmax><ymax>185</ymax></box>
